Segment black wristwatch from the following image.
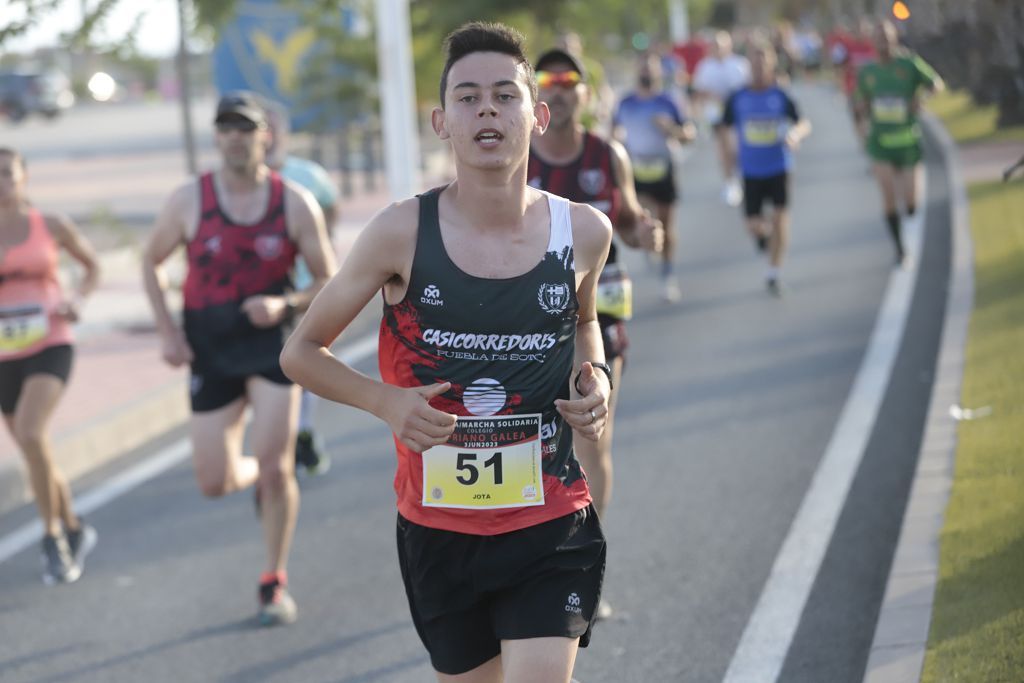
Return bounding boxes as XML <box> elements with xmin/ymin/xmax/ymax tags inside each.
<box><xmin>282</xmin><ymin>296</ymin><xmax>297</xmax><ymax>323</ymax></box>
<box><xmin>574</xmin><ymin>361</ymin><xmax>614</xmax><ymax>394</ymax></box>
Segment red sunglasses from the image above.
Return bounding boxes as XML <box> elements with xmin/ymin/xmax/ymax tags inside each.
<box><xmin>536</xmin><ymin>71</ymin><xmax>583</xmax><ymax>89</ymax></box>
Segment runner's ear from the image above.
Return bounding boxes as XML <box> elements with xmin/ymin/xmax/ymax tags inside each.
<box><xmin>534</xmin><ymin>101</ymin><xmax>551</xmax><ymax>135</ymax></box>
<box><xmin>431</xmin><ymin>108</ymin><xmax>450</xmax><ymax>140</ymax></box>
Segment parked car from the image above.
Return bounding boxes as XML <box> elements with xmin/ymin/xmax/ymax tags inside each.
<box><xmin>0</xmin><ymin>70</ymin><xmax>75</xmax><ymax>122</ymax></box>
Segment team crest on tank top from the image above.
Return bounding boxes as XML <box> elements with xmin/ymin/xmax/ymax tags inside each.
<box><xmin>578</xmin><ymin>168</ymin><xmax>607</xmax><ymax>196</ymax></box>
<box><xmin>254</xmin><ymin>234</ymin><xmax>285</xmax><ymax>260</ymax></box>
<box><xmin>538</xmin><ymin>282</ymin><xmax>572</xmax><ymax>315</ymax></box>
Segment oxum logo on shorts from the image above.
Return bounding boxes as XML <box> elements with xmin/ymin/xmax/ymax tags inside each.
<box><xmin>565</xmin><ymin>592</ymin><xmax>583</xmax><ymax>615</ymax></box>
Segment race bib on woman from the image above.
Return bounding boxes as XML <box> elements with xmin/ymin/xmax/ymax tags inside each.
<box><xmin>422</xmin><ymin>415</ymin><xmax>544</xmax><ymax>510</ymax></box>
<box><xmin>0</xmin><ymin>304</ymin><xmax>49</xmax><ymax>352</ymax></box>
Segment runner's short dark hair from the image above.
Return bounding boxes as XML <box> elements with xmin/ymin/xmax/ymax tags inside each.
<box><xmin>439</xmin><ymin>21</ymin><xmax>537</xmax><ymax>107</ymax></box>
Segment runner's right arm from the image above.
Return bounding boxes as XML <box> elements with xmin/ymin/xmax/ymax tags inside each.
<box><xmin>280</xmin><ymin>199</ymin><xmax>457</xmax><ymax>453</ymax></box>
<box><xmin>142</xmin><ymin>183</ymin><xmax>194</xmax><ymax>367</ymax></box>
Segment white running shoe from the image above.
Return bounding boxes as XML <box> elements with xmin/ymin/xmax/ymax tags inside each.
<box><xmin>722</xmin><ymin>178</ymin><xmax>743</xmax><ymax>207</ymax></box>
<box><xmin>662</xmin><ymin>277</ymin><xmax>682</xmax><ymax>303</ymax></box>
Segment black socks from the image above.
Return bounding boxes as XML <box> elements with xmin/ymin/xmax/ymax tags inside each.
<box><xmin>886</xmin><ymin>212</ymin><xmax>905</xmax><ymax>261</ymax></box>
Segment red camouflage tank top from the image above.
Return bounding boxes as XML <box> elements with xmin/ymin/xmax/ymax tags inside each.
<box><xmin>182</xmin><ymin>172</ymin><xmax>297</xmax><ymax>376</ymax></box>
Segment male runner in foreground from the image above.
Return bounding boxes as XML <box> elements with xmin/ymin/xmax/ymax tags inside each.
<box><xmin>283</xmin><ymin>22</ymin><xmax>611</xmax><ymax>682</ymax></box>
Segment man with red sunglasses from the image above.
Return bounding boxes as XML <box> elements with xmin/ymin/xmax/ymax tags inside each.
<box><xmin>529</xmin><ymin>47</ymin><xmax>663</xmax><ymax>621</ymax></box>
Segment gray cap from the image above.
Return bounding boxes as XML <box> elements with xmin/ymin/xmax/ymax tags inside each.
<box><xmin>534</xmin><ymin>48</ymin><xmax>587</xmax><ymax>80</ymax></box>
<box><xmin>214</xmin><ymin>91</ymin><xmax>266</xmax><ymax>125</ymax></box>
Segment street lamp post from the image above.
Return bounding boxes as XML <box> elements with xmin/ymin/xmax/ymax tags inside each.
<box><xmin>669</xmin><ymin>0</ymin><xmax>690</xmax><ymax>43</ymax></box>
<box><xmin>177</xmin><ymin>0</ymin><xmax>197</xmax><ymax>176</ymax></box>
<box><xmin>374</xmin><ymin>0</ymin><xmax>421</xmax><ymax>201</ymax></box>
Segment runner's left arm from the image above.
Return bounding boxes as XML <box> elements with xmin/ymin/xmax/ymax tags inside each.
<box><xmin>242</xmin><ymin>184</ymin><xmax>337</xmax><ymax>328</ymax></box>
<box><xmin>46</xmin><ymin>213</ymin><xmax>101</xmax><ymax>320</ymax></box>
<box><xmin>288</xmin><ymin>184</ymin><xmax>337</xmax><ymax>308</ymax></box>
<box><xmin>555</xmin><ymin>203</ymin><xmax>613</xmax><ymax>442</ymax></box>
<box><xmin>910</xmin><ymin>54</ymin><xmax>944</xmax><ymax>114</ymax></box>
<box><xmin>607</xmin><ymin>139</ymin><xmax>663</xmax><ymax>253</ymax></box>
<box><xmin>654</xmin><ymin>99</ymin><xmax>697</xmax><ymax>143</ymax></box>
<box><xmin>783</xmin><ymin>92</ymin><xmax>812</xmax><ymax>148</ymax></box>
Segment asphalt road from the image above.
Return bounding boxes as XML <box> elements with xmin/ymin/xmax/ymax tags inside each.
<box><xmin>0</xmin><ymin>80</ymin><xmax>951</xmax><ymax>683</ymax></box>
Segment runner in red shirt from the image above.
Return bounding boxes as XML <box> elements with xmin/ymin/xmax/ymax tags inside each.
<box><xmin>143</xmin><ymin>92</ymin><xmax>336</xmax><ymax>627</ymax></box>
<box><xmin>283</xmin><ymin>21</ymin><xmax>612</xmax><ymax>681</ymax></box>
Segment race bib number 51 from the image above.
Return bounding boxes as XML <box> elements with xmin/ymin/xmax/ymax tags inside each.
<box><xmin>422</xmin><ymin>414</ymin><xmax>545</xmax><ymax>509</ymax></box>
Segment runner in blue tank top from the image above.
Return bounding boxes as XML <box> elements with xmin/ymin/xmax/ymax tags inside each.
<box><xmin>613</xmin><ymin>52</ymin><xmax>696</xmax><ymax>303</ymax></box>
<box><xmin>722</xmin><ymin>42</ymin><xmax>811</xmax><ymax>296</ymax></box>
<box><xmin>283</xmin><ymin>22</ymin><xmax>613</xmax><ymax>681</ymax></box>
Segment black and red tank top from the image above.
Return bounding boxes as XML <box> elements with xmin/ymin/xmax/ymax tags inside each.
<box><xmin>529</xmin><ymin>131</ymin><xmax>628</xmax><ymax>321</ymax></box>
<box><xmin>528</xmin><ymin>131</ymin><xmax>621</xmax><ymax>233</ymax></box>
<box><xmin>182</xmin><ymin>171</ymin><xmax>298</xmax><ymax>376</ymax></box>
<box><xmin>379</xmin><ymin>187</ymin><xmax>590</xmax><ymax>535</ymax></box>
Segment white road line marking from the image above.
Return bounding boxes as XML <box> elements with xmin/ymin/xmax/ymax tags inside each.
<box><xmin>0</xmin><ymin>334</ymin><xmax>379</xmax><ymax>567</ymax></box>
<box><xmin>722</xmin><ymin>173</ymin><xmax>928</xmax><ymax>683</ymax></box>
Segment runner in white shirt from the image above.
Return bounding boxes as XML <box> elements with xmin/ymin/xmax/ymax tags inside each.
<box><xmin>692</xmin><ymin>31</ymin><xmax>750</xmax><ymax>207</ymax></box>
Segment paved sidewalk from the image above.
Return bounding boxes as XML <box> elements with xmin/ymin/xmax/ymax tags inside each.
<box><xmin>861</xmin><ymin>122</ymin><xmax>1022</xmax><ymax>682</ymax></box>
<box><xmin>0</xmin><ymin>156</ymin><xmax>410</xmax><ymax>516</ymax></box>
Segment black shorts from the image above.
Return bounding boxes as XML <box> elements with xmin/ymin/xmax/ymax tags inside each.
<box><xmin>598</xmin><ymin>314</ymin><xmax>629</xmax><ymax>363</ymax></box>
<box><xmin>0</xmin><ymin>344</ymin><xmax>73</xmax><ymax>415</ymax></box>
<box><xmin>189</xmin><ymin>364</ymin><xmax>291</xmax><ymax>413</ymax></box>
<box><xmin>743</xmin><ymin>172</ymin><xmax>790</xmax><ymax>217</ymax></box>
<box><xmin>397</xmin><ymin>505</ymin><xmax>607</xmax><ymax>675</ymax></box>
<box><xmin>634</xmin><ymin>164</ymin><xmax>678</xmax><ymax>205</ymax></box>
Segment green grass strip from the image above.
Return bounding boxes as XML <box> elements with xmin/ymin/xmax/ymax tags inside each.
<box><xmin>927</xmin><ymin>91</ymin><xmax>1024</xmax><ymax>145</ymax></box>
<box><xmin>920</xmin><ymin>177</ymin><xmax>1024</xmax><ymax>682</ymax></box>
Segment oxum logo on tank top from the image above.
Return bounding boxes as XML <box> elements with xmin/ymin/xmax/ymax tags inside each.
<box><xmin>379</xmin><ymin>188</ymin><xmax>591</xmax><ymax>535</ymax></box>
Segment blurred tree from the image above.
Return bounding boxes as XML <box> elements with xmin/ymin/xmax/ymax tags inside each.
<box><xmin>905</xmin><ymin>0</ymin><xmax>1024</xmax><ymax>127</ymax></box>
<box><xmin>408</xmin><ymin>0</ymin><xmax>716</xmax><ymax>106</ymax></box>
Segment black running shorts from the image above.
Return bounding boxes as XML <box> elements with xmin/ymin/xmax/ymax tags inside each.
<box><xmin>189</xmin><ymin>364</ymin><xmax>291</xmax><ymax>413</ymax></box>
<box><xmin>598</xmin><ymin>314</ymin><xmax>629</xmax><ymax>363</ymax></box>
<box><xmin>743</xmin><ymin>172</ymin><xmax>789</xmax><ymax>217</ymax></box>
<box><xmin>397</xmin><ymin>505</ymin><xmax>607</xmax><ymax>675</ymax></box>
<box><xmin>0</xmin><ymin>344</ymin><xmax>73</xmax><ymax>415</ymax></box>
<box><xmin>634</xmin><ymin>164</ymin><xmax>678</xmax><ymax>205</ymax></box>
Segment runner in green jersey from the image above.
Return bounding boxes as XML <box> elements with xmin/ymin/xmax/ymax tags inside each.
<box><xmin>855</xmin><ymin>19</ymin><xmax>943</xmax><ymax>266</ymax></box>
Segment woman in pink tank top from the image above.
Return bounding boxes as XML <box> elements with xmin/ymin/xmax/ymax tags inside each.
<box><xmin>0</xmin><ymin>147</ymin><xmax>101</xmax><ymax>584</ymax></box>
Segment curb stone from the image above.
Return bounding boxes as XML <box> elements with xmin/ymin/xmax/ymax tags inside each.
<box><xmin>861</xmin><ymin>113</ymin><xmax>974</xmax><ymax>683</ymax></box>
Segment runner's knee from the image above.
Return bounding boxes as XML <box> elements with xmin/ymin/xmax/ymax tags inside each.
<box><xmin>196</xmin><ymin>469</ymin><xmax>230</xmax><ymax>498</ymax></box>
<box><xmin>12</xmin><ymin>422</ymin><xmax>47</xmax><ymax>453</ymax></box>
<box><xmin>257</xmin><ymin>458</ymin><xmax>292</xmax><ymax>493</ymax></box>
